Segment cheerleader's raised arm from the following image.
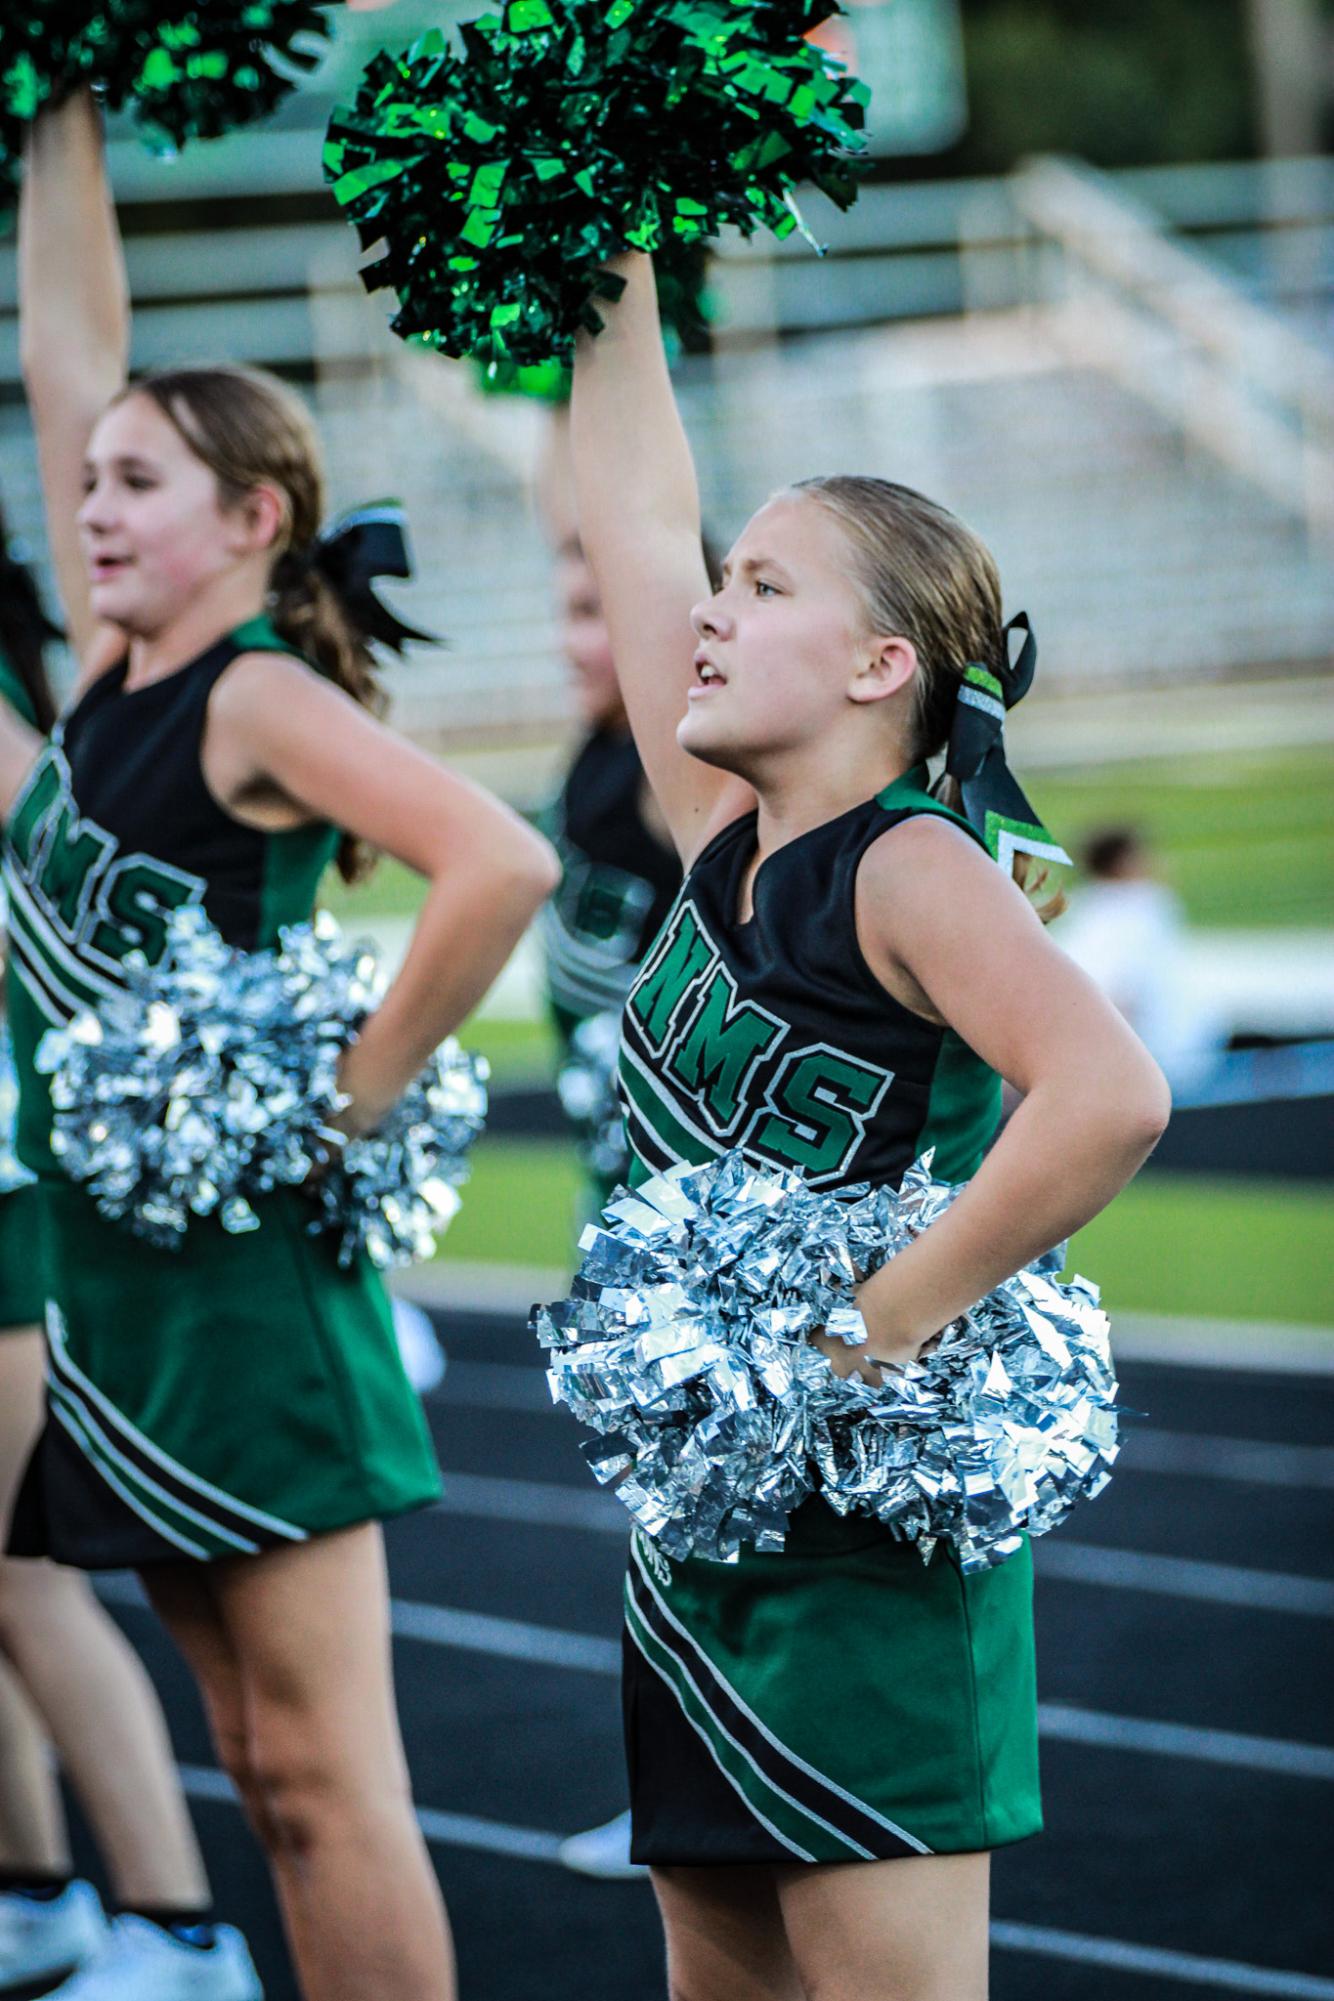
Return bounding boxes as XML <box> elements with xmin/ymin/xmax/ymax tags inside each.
<box><xmin>571</xmin><ymin>253</ymin><xmax>751</xmax><ymax>864</ymax></box>
<box><xmin>19</xmin><ymin>90</ymin><xmax>130</xmax><ymax>682</ymax></box>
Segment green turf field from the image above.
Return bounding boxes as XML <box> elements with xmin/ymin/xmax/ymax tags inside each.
<box><xmin>1029</xmin><ymin>745</ymin><xmax>1334</xmax><ymax>930</ymax></box>
<box><xmin>1067</xmin><ymin>1173</ymin><xmax>1333</xmax><ymax>1326</ymax></box>
<box><xmin>439</xmin><ymin>1139</ymin><xmax>1334</xmax><ymax>1329</ymax></box>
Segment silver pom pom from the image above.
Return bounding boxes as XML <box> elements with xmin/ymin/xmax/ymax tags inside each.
<box><xmin>534</xmin><ymin>1151</ymin><xmax>1118</xmax><ymax>1570</ymax></box>
<box><xmin>555</xmin><ymin>1009</ymin><xmax>629</xmax><ymax>1185</ymax></box>
<box><xmin>37</xmin><ymin>905</ymin><xmax>487</xmax><ymax>1268</ymax></box>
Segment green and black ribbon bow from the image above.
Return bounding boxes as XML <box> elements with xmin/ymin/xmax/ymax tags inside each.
<box><xmin>945</xmin><ymin>612</ymin><xmax>1070</xmax><ymax>875</ymax></box>
<box><xmin>309</xmin><ymin>501</ymin><xmax>439</xmax><ymax>654</ymax></box>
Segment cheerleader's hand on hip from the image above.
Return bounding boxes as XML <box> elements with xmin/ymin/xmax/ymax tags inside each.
<box><xmin>809</xmin><ymin>1267</ymin><xmax>942</xmax><ymax>1383</ymax></box>
<box><xmin>332</xmin><ymin>1029</ymin><xmax>404</xmax><ymax>1140</ymax></box>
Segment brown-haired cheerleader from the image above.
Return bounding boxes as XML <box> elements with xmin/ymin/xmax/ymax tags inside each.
<box><xmin>0</xmin><ymin>505</ymin><xmax>232</xmax><ymax>1997</ymax></box>
<box><xmin>570</xmin><ymin>253</ymin><xmax>1169</xmax><ymax>2001</ymax></box>
<box><xmin>0</xmin><ymin>92</ymin><xmax>556</xmax><ymax>2001</ymax></box>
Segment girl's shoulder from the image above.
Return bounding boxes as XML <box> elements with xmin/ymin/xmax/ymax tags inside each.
<box><xmin>858</xmin><ymin>807</ymin><xmax>1007</xmax><ymax>912</ymax></box>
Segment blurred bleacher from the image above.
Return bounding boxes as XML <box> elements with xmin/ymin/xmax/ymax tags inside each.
<box><xmin>0</xmin><ymin>21</ymin><xmax>1330</xmax><ymax>753</ymax></box>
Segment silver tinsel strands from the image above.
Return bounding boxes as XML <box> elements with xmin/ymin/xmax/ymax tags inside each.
<box><xmin>556</xmin><ymin>1009</ymin><xmax>629</xmax><ymax>1185</ymax></box>
<box><xmin>37</xmin><ymin>905</ymin><xmax>488</xmax><ymax>1267</ymax></box>
<box><xmin>534</xmin><ymin>1150</ymin><xmax>1119</xmax><ymax>1570</ymax></box>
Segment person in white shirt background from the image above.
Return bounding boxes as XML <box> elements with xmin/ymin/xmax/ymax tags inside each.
<box><xmin>1057</xmin><ymin>827</ymin><xmax>1222</xmax><ymax>1096</ymax></box>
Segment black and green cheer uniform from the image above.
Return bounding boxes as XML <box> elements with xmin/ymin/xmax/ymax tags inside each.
<box><xmin>0</xmin><ymin>648</ymin><xmax>44</xmax><ymax>1332</ymax></box>
<box><xmin>2</xmin><ymin>618</ymin><xmax>440</xmax><ymax>1569</ymax></box>
<box><xmin>618</xmin><ymin>765</ymin><xmax>1042</xmax><ymax>1865</ymax></box>
<box><xmin>539</xmin><ymin>725</ymin><xmax>679</xmax><ymax>1199</ymax></box>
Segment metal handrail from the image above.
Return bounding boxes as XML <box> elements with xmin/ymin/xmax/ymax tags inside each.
<box><xmin>1008</xmin><ymin>155</ymin><xmax>1334</xmax><ymax>545</ymax></box>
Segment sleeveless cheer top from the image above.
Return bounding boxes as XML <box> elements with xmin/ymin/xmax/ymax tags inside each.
<box><xmin>540</xmin><ymin>725</ymin><xmax>681</xmax><ymax>1043</ymax></box>
<box><xmin>619</xmin><ymin>763</ymin><xmax>1002</xmax><ymax>1193</ymax></box>
<box><xmin>3</xmin><ymin>616</ymin><xmax>339</xmax><ymax>1176</ymax></box>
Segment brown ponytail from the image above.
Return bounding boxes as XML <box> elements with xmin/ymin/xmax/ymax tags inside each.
<box><xmin>120</xmin><ymin>364</ymin><xmax>385</xmax><ymax>883</ymax></box>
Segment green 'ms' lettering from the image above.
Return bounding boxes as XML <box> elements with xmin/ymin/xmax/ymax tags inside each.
<box><xmin>87</xmin><ymin>859</ymin><xmax>199</xmax><ymax>968</ymax></box>
<box><xmin>668</xmin><ymin>972</ymin><xmax>784</xmax><ymax>1132</ymax></box>
<box><xmin>629</xmin><ymin>904</ymin><xmax>713</xmax><ymax>1048</ymax></box>
<box><xmin>755</xmin><ymin>1048</ymin><xmax>891</xmax><ymax>1179</ymax></box>
<box><xmin>6</xmin><ymin>753</ymin><xmax>62</xmax><ymax>867</ymax></box>
<box><xmin>35</xmin><ymin>801</ymin><xmax>115</xmax><ymax>931</ymax></box>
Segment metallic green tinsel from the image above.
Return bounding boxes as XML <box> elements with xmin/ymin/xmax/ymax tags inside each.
<box><xmin>472</xmin><ymin>233</ymin><xmax>716</xmax><ymax>401</ymax></box>
<box><xmin>1</xmin><ymin>2</ymin><xmax>335</xmax><ymax>220</ymax></box>
<box><xmin>324</xmin><ymin>0</ymin><xmax>869</xmax><ymax>370</ymax></box>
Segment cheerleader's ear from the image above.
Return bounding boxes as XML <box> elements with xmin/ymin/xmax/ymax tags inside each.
<box><xmin>849</xmin><ymin>633</ymin><xmax>918</xmax><ymax>708</ymax></box>
<box><xmin>231</xmin><ymin>482</ymin><xmax>288</xmax><ymax>558</ymax></box>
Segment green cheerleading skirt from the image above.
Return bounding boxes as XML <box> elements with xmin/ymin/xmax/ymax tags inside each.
<box><xmin>0</xmin><ymin>1184</ymin><xmax>45</xmax><ymax>1330</ymax></box>
<box><xmin>623</xmin><ymin>1502</ymin><xmax>1042</xmax><ymax>1865</ymax></box>
<box><xmin>8</xmin><ymin>1180</ymin><xmax>442</xmax><ymax>1569</ymax></box>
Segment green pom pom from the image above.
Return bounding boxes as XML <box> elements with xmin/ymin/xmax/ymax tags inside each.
<box><xmin>1</xmin><ymin>2</ymin><xmax>334</xmax><ymax>220</ymax></box>
<box><xmin>0</xmin><ymin>5</ymin><xmax>86</xmax><ymax>207</ymax></box>
<box><xmin>325</xmin><ymin>0</ymin><xmax>867</xmax><ymax>369</ymax></box>
<box><xmin>473</xmin><ymin>355</ymin><xmax>573</xmax><ymax>403</ymax></box>
<box><xmin>80</xmin><ymin>2</ymin><xmax>333</xmax><ymax>149</ymax></box>
<box><xmin>470</xmin><ymin>234</ymin><xmax>715</xmax><ymax>403</ymax></box>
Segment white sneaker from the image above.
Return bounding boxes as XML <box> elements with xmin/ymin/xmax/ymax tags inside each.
<box><xmin>43</xmin><ymin>1916</ymin><xmax>263</xmax><ymax>2000</ymax></box>
<box><xmin>392</xmin><ymin>1297</ymin><xmax>447</xmax><ymax>1395</ymax></box>
<box><xmin>557</xmin><ymin>1809</ymin><xmax>648</xmax><ymax>1880</ymax></box>
<box><xmin>0</xmin><ymin>1881</ymin><xmax>106</xmax><ymax>1988</ymax></box>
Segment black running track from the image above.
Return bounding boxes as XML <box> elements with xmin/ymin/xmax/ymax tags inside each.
<box><xmin>62</xmin><ymin>1307</ymin><xmax>1334</xmax><ymax>2000</ymax></box>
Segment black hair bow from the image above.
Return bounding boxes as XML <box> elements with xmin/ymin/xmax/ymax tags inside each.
<box><xmin>944</xmin><ymin>613</ymin><xmax>1069</xmax><ymax>874</ymax></box>
<box><xmin>310</xmin><ymin>501</ymin><xmax>440</xmax><ymax>653</ymax></box>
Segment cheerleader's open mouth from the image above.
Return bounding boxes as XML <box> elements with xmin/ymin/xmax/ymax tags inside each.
<box><xmin>90</xmin><ymin>553</ymin><xmax>133</xmax><ymax>582</ymax></box>
<box><xmin>689</xmin><ymin>652</ymin><xmax>726</xmax><ymax>699</ymax></box>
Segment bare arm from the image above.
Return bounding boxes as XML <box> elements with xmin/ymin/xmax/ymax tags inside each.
<box><xmin>20</xmin><ymin>90</ymin><xmax>130</xmax><ymax>677</ymax></box>
<box><xmin>0</xmin><ymin>704</ymin><xmax>42</xmax><ymax>826</ymax></box>
<box><xmin>834</xmin><ymin>819</ymin><xmax>1170</xmax><ymax>1372</ymax></box>
<box><xmin>207</xmin><ymin>655</ymin><xmax>559</xmax><ymax>1129</ymax></box>
<box><xmin>570</xmin><ymin>254</ymin><xmax>749</xmax><ymax>863</ymax></box>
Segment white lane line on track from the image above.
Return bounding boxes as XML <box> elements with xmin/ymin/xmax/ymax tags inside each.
<box><xmin>177</xmin><ymin>1764</ymin><xmax>565</xmax><ymax>1864</ymax></box>
<box><xmin>989</xmin><ymin>1922</ymin><xmax>1334</xmax><ymax>1997</ymax></box>
<box><xmin>96</xmin><ymin>1571</ymin><xmax>621</xmax><ymax>1676</ymax></box>
<box><xmin>174</xmin><ymin>1764</ymin><xmax>1334</xmax><ymax>1993</ymax></box>
<box><xmin>100</xmin><ymin>1576</ymin><xmax>1334</xmax><ymax>1780</ymax></box>
<box><xmin>1035</xmin><ymin>1542</ymin><xmax>1334</xmax><ymax>1616</ymax></box>
<box><xmin>423</xmin><ymin>1469</ymin><xmax>1334</xmax><ymax>1615</ymax></box>
<box><xmin>1120</xmin><ymin>1428</ymin><xmax>1334</xmax><ymax>1490</ymax></box>
<box><xmin>1034</xmin><ymin>1705</ymin><xmax>1334</xmax><ymax>1781</ymax></box>
<box><xmin>388</xmin><ymin>1596</ymin><xmax>621</xmax><ymax>1675</ymax></box>
<box><xmin>432</xmin><ymin>1468</ymin><xmax>623</xmax><ymax>1534</ymax></box>
<box><xmin>443</xmin><ymin>1363</ymin><xmax>1334</xmax><ymax>1492</ymax></box>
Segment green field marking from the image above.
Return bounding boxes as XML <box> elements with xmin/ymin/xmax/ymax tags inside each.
<box><xmin>1029</xmin><ymin>745</ymin><xmax>1334</xmax><ymax>930</ymax></box>
<box><xmin>1069</xmin><ymin>1173</ymin><xmax>1334</xmax><ymax>1327</ymax></box>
